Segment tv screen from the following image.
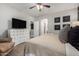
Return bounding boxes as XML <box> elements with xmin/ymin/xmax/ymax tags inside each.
<box><xmin>12</xmin><ymin>18</ymin><xmax>26</xmax><ymax>29</ymax></box>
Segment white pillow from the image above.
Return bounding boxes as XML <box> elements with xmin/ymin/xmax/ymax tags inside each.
<box><xmin>71</xmin><ymin>21</ymin><xmax>79</xmax><ymax>27</ymax></box>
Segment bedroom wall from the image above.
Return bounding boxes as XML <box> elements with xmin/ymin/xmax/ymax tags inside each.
<box><xmin>0</xmin><ymin>4</ymin><xmax>77</xmax><ymax>37</ymax></box>
<box><xmin>48</xmin><ymin>8</ymin><xmax>78</xmax><ymax>34</ymax></box>
<box><xmin>0</xmin><ymin>4</ymin><xmax>34</xmax><ymax>38</ymax></box>
<box><xmin>37</xmin><ymin>5</ymin><xmax>78</xmax><ymax>35</ymax></box>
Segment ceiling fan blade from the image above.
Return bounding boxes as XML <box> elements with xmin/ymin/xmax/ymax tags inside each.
<box><xmin>29</xmin><ymin>6</ymin><xmax>35</xmax><ymax>9</ymax></box>
<box><xmin>43</xmin><ymin>5</ymin><xmax>50</xmax><ymax>8</ymax></box>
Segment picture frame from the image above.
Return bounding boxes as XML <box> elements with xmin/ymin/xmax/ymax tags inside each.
<box><xmin>54</xmin><ymin>17</ymin><xmax>60</xmax><ymax>23</ymax></box>
<box><xmin>63</xmin><ymin>24</ymin><xmax>70</xmax><ymax>28</ymax></box>
<box><xmin>63</xmin><ymin>15</ymin><xmax>70</xmax><ymax>22</ymax></box>
<box><xmin>54</xmin><ymin>25</ymin><xmax>60</xmax><ymax>30</ymax></box>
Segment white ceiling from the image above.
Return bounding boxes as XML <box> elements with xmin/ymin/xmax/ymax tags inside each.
<box><xmin>2</xmin><ymin>3</ymin><xmax>78</xmax><ymax>17</ymax></box>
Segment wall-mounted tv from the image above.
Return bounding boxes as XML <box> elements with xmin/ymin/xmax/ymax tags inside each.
<box><xmin>12</xmin><ymin>18</ymin><xmax>26</xmax><ymax>29</ymax></box>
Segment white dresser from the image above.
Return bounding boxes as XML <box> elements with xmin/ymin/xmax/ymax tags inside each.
<box><xmin>8</xmin><ymin>29</ymin><xmax>30</xmax><ymax>45</ymax></box>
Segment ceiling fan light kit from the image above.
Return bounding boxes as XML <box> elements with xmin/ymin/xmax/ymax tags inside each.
<box><xmin>36</xmin><ymin>4</ymin><xmax>43</xmax><ymax>11</ymax></box>
<box><xmin>29</xmin><ymin>3</ymin><xmax>50</xmax><ymax>12</ymax></box>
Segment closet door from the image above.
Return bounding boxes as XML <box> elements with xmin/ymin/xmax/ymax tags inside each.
<box><xmin>34</xmin><ymin>21</ymin><xmax>40</xmax><ymax>37</ymax></box>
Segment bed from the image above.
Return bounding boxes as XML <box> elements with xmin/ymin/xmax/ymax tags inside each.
<box><xmin>7</xmin><ymin>33</ymin><xmax>79</xmax><ymax>56</ymax></box>
<box><xmin>24</xmin><ymin>33</ymin><xmax>66</xmax><ymax>56</ymax></box>
<box><xmin>7</xmin><ymin>33</ymin><xmax>78</xmax><ymax>56</ymax></box>
<box><xmin>7</xmin><ymin>21</ymin><xmax>79</xmax><ymax>56</ymax></box>
<box><xmin>25</xmin><ymin>33</ymin><xmax>79</xmax><ymax>56</ymax></box>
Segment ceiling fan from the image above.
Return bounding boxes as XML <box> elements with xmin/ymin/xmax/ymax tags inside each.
<box><xmin>29</xmin><ymin>3</ymin><xmax>51</xmax><ymax>11</ymax></box>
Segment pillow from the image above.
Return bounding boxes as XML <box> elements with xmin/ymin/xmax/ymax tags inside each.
<box><xmin>59</xmin><ymin>25</ymin><xmax>70</xmax><ymax>43</ymax></box>
<box><xmin>0</xmin><ymin>47</ymin><xmax>14</xmax><ymax>56</ymax></box>
<box><xmin>7</xmin><ymin>42</ymin><xmax>26</xmax><ymax>56</ymax></box>
<box><xmin>68</xmin><ymin>26</ymin><xmax>79</xmax><ymax>50</ymax></box>
<box><xmin>71</xmin><ymin>21</ymin><xmax>79</xmax><ymax>27</ymax></box>
<box><xmin>0</xmin><ymin>38</ymin><xmax>12</xmax><ymax>43</ymax></box>
<box><xmin>0</xmin><ymin>42</ymin><xmax>15</xmax><ymax>53</ymax></box>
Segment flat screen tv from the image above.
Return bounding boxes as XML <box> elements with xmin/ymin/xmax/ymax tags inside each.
<box><xmin>12</xmin><ymin>18</ymin><xmax>26</xmax><ymax>29</ymax></box>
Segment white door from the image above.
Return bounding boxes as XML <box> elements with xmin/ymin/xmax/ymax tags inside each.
<box><xmin>34</xmin><ymin>21</ymin><xmax>39</xmax><ymax>37</ymax></box>
<box><xmin>40</xmin><ymin>19</ymin><xmax>48</xmax><ymax>35</ymax></box>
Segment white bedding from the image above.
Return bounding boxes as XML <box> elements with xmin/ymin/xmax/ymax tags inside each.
<box><xmin>65</xmin><ymin>43</ymin><xmax>79</xmax><ymax>56</ymax></box>
<box><xmin>25</xmin><ymin>43</ymin><xmax>79</xmax><ymax>56</ymax></box>
<box><xmin>25</xmin><ymin>33</ymin><xmax>66</xmax><ymax>56</ymax></box>
<box><xmin>8</xmin><ymin>33</ymin><xmax>79</xmax><ymax>56</ymax></box>
<box><xmin>25</xmin><ymin>33</ymin><xmax>79</xmax><ymax>56</ymax></box>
